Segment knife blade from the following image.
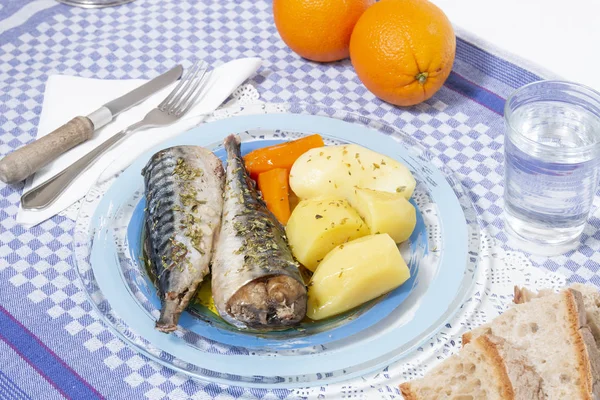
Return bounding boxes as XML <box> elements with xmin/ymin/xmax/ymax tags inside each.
<box><xmin>90</xmin><ymin>65</ymin><xmax>183</xmax><ymax>129</ymax></box>
<box><xmin>0</xmin><ymin>65</ymin><xmax>184</xmax><ymax>184</ymax></box>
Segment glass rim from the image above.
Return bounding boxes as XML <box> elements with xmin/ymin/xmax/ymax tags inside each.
<box><xmin>504</xmin><ymin>79</ymin><xmax>600</xmax><ymax>156</ymax></box>
<box><xmin>55</xmin><ymin>0</ymin><xmax>136</xmax><ymax>8</ymax></box>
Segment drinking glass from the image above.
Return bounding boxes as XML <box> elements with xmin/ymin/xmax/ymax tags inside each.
<box><xmin>56</xmin><ymin>0</ymin><xmax>135</xmax><ymax>8</ymax></box>
<box><xmin>504</xmin><ymin>81</ymin><xmax>600</xmax><ymax>255</ymax></box>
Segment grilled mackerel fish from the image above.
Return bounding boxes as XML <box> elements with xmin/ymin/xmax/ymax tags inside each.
<box><xmin>211</xmin><ymin>135</ymin><xmax>307</xmax><ymax>330</ymax></box>
<box><xmin>142</xmin><ymin>145</ymin><xmax>224</xmax><ymax>333</ymax></box>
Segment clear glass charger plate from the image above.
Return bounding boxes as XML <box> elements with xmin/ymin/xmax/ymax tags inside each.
<box><xmin>74</xmin><ymin>103</ymin><xmax>480</xmax><ymax>388</ymax></box>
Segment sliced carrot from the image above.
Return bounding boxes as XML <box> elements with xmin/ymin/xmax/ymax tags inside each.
<box><xmin>258</xmin><ymin>168</ymin><xmax>291</xmax><ymax>225</ymax></box>
<box><xmin>244</xmin><ymin>134</ymin><xmax>325</xmax><ymax>179</ymax></box>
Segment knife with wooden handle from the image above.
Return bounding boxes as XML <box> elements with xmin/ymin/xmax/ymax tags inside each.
<box><xmin>0</xmin><ymin>65</ymin><xmax>183</xmax><ymax>184</ymax></box>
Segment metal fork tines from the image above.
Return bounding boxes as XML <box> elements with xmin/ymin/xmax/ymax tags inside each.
<box><xmin>21</xmin><ymin>61</ymin><xmax>210</xmax><ymax>210</ymax></box>
<box><xmin>160</xmin><ymin>61</ymin><xmax>208</xmax><ymax>117</ymax></box>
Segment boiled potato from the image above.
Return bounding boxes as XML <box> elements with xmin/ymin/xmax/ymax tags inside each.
<box><xmin>348</xmin><ymin>187</ymin><xmax>416</xmax><ymax>243</ymax></box>
<box><xmin>286</xmin><ymin>197</ymin><xmax>369</xmax><ymax>271</ymax></box>
<box><xmin>307</xmin><ymin>233</ymin><xmax>410</xmax><ymax>320</ymax></box>
<box><xmin>289</xmin><ymin>144</ymin><xmax>416</xmax><ymax>200</ymax></box>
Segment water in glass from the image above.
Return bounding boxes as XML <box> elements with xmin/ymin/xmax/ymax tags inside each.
<box><xmin>505</xmin><ymin>94</ymin><xmax>600</xmax><ymax>254</ymax></box>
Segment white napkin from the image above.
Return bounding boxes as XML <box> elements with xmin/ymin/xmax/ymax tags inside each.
<box><xmin>16</xmin><ymin>58</ymin><xmax>262</xmax><ymax>226</ymax></box>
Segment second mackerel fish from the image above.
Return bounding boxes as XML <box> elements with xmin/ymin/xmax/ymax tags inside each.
<box><xmin>211</xmin><ymin>135</ymin><xmax>307</xmax><ymax>330</ymax></box>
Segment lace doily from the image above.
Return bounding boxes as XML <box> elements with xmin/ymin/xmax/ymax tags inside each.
<box><xmin>293</xmin><ymin>232</ymin><xmax>566</xmax><ymax>399</ymax></box>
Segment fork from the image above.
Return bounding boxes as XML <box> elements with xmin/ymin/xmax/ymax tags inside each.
<box><xmin>21</xmin><ymin>61</ymin><xmax>210</xmax><ymax>210</ymax></box>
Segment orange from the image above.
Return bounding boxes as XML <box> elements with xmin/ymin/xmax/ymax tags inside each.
<box><xmin>273</xmin><ymin>0</ymin><xmax>375</xmax><ymax>63</ymax></box>
<box><xmin>349</xmin><ymin>0</ymin><xmax>456</xmax><ymax>106</ymax></box>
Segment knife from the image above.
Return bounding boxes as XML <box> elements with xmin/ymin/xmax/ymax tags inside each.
<box><xmin>0</xmin><ymin>65</ymin><xmax>184</xmax><ymax>184</ymax></box>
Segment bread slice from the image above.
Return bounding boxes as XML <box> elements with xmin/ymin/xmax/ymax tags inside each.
<box><xmin>514</xmin><ymin>284</ymin><xmax>600</xmax><ymax>349</ymax></box>
<box><xmin>571</xmin><ymin>284</ymin><xmax>600</xmax><ymax>350</ymax></box>
<box><xmin>512</xmin><ymin>286</ymin><xmax>554</xmax><ymax>305</ymax></box>
<box><xmin>400</xmin><ymin>334</ymin><xmax>544</xmax><ymax>399</ymax></box>
<box><xmin>463</xmin><ymin>288</ymin><xmax>600</xmax><ymax>399</ymax></box>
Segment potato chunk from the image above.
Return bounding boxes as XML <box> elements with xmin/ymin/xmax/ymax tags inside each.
<box><xmin>307</xmin><ymin>234</ymin><xmax>410</xmax><ymax>320</ymax></box>
<box><xmin>289</xmin><ymin>144</ymin><xmax>416</xmax><ymax>200</ymax></box>
<box><xmin>285</xmin><ymin>197</ymin><xmax>369</xmax><ymax>271</ymax></box>
<box><xmin>348</xmin><ymin>187</ymin><xmax>416</xmax><ymax>243</ymax></box>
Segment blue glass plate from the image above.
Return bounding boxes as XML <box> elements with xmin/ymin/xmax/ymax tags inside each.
<box><xmin>125</xmin><ymin>139</ymin><xmax>426</xmax><ymax>348</ymax></box>
<box><xmin>75</xmin><ymin>105</ymin><xmax>479</xmax><ymax>387</ymax></box>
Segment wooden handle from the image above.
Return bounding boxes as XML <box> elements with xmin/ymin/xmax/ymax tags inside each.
<box><xmin>0</xmin><ymin>116</ymin><xmax>94</xmax><ymax>184</ymax></box>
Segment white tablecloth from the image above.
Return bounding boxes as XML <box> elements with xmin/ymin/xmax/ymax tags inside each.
<box><xmin>432</xmin><ymin>0</ymin><xmax>600</xmax><ymax>90</ymax></box>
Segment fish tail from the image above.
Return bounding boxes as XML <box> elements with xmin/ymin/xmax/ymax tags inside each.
<box><xmin>155</xmin><ymin>298</ymin><xmax>180</xmax><ymax>333</ymax></box>
<box><xmin>224</xmin><ymin>135</ymin><xmax>242</xmax><ymax>158</ymax></box>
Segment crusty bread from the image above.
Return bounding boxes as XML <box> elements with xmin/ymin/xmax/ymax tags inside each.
<box><xmin>512</xmin><ymin>286</ymin><xmax>554</xmax><ymax>305</ymax></box>
<box><xmin>400</xmin><ymin>334</ymin><xmax>544</xmax><ymax>399</ymax></box>
<box><xmin>463</xmin><ymin>288</ymin><xmax>600</xmax><ymax>399</ymax></box>
<box><xmin>571</xmin><ymin>284</ymin><xmax>600</xmax><ymax>349</ymax></box>
<box><xmin>514</xmin><ymin>284</ymin><xmax>600</xmax><ymax>349</ymax></box>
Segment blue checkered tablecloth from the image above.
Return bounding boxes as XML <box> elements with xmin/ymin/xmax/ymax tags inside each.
<box><xmin>1</xmin><ymin>1</ymin><xmax>599</xmax><ymax>399</ymax></box>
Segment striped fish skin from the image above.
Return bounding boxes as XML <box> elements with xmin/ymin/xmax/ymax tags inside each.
<box><xmin>142</xmin><ymin>145</ymin><xmax>224</xmax><ymax>333</ymax></box>
<box><xmin>211</xmin><ymin>135</ymin><xmax>307</xmax><ymax>330</ymax></box>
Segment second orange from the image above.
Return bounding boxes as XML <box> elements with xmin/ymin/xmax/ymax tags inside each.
<box><xmin>350</xmin><ymin>0</ymin><xmax>456</xmax><ymax>106</ymax></box>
